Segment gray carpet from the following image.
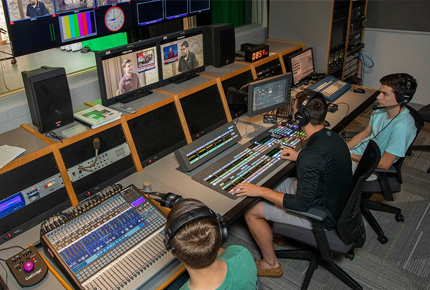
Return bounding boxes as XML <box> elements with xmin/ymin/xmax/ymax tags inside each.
<box><xmin>224</xmin><ymin>106</ymin><xmax>430</xmax><ymax>290</ymax></box>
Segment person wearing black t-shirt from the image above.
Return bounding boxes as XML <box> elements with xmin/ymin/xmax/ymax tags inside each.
<box><xmin>233</xmin><ymin>91</ymin><xmax>352</xmax><ymax>279</ymax></box>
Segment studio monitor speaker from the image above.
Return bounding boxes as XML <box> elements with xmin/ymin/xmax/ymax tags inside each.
<box><xmin>22</xmin><ymin>66</ymin><xmax>74</xmax><ymax>133</ymax></box>
<box><xmin>204</xmin><ymin>23</ymin><xmax>235</xmax><ymax>68</ymax></box>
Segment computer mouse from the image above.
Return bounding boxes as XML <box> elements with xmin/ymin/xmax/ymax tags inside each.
<box><xmin>353</xmin><ymin>88</ymin><xmax>365</xmax><ymax>94</ymax></box>
<box><xmin>323</xmin><ymin>120</ymin><xmax>330</xmax><ymax>127</ymax></box>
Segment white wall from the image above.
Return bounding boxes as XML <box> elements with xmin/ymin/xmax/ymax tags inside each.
<box><xmin>362</xmin><ymin>28</ymin><xmax>430</xmax><ymax>106</ymax></box>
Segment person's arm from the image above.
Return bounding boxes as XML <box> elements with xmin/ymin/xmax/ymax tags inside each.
<box><xmin>191</xmin><ymin>53</ymin><xmax>198</xmax><ymax>68</ymax></box>
<box><xmin>347</xmin><ymin>124</ymin><xmax>372</xmax><ymax>150</ymax></box>
<box><xmin>233</xmin><ymin>183</ymin><xmax>285</xmax><ymax>207</ymax></box>
<box><xmin>352</xmin><ymin>150</ymin><xmax>397</xmax><ymax>170</ymax></box>
<box><xmin>283</xmin><ymin>152</ymin><xmax>322</xmax><ymax>211</ymax></box>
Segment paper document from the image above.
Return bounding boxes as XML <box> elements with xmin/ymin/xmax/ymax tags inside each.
<box><xmin>0</xmin><ymin>145</ymin><xmax>26</xmax><ymax>169</ymax></box>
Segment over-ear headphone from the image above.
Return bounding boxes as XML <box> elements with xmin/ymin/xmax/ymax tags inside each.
<box><xmin>164</xmin><ymin>207</ymin><xmax>228</xmax><ymax>253</ymax></box>
<box><xmin>294</xmin><ymin>94</ymin><xmax>313</xmax><ymax>127</ymax></box>
<box><xmin>396</xmin><ymin>73</ymin><xmax>416</xmax><ymax>105</ymax></box>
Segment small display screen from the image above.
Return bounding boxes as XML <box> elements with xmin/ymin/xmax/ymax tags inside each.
<box><xmin>160</xmin><ymin>28</ymin><xmax>204</xmax><ymax>83</ymax></box>
<box><xmin>97</xmin><ymin>40</ymin><xmax>160</xmax><ymax>104</ymax></box>
<box><xmin>58</xmin><ymin>11</ymin><xmax>97</xmax><ymax>42</ymax></box>
<box><xmin>247</xmin><ymin>73</ymin><xmax>292</xmax><ymax>117</ymax></box>
<box><xmin>137</xmin><ymin>0</ymin><xmax>164</xmax><ymax>26</ymax></box>
<box><xmin>0</xmin><ymin>193</ymin><xmax>25</xmax><ymax>219</ymax></box>
<box><xmin>289</xmin><ymin>48</ymin><xmax>315</xmax><ymax>85</ymax></box>
<box><xmin>130</xmin><ymin>197</ymin><xmax>145</xmax><ymax>207</ymax></box>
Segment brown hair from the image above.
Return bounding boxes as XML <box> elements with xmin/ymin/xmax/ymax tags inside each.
<box><xmin>165</xmin><ymin>199</ymin><xmax>221</xmax><ymax>269</ymax></box>
<box><xmin>295</xmin><ymin>90</ymin><xmax>327</xmax><ymax>126</ymax></box>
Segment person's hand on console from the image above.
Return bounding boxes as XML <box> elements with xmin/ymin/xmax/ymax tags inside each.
<box><xmin>280</xmin><ymin>147</ymin><xmax>298</xmax><ymax>161</ymax></box>
<box><xmin>233</xmin><ymin>183</ymin><xmax>267</xmax><ymax>198</ymax></box>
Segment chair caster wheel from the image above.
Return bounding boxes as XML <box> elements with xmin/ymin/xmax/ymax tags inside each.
<box><xmin>345</xmin><ymin>252</ymin><xmax>355</xmax><ymax>260</ymax></box>
<box><xmin>378</xmin><ymin>235</ymin><xmax>388</xmax><ymax>244</ymax></box>
<box><xmin>395</xmin><ymin>214</ymin><xmax>405</xmax><ymax>222</ymax></box>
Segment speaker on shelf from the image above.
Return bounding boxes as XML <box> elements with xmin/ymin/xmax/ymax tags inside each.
<box><xmin>204</xmin><ymin>23</ymin><xmax>235</xmax><ymax>68</ymax></box>
<box><xmin>22</xmin><ymin>66</ymin><xmax>74</xmax><ymax>133</ymax></box>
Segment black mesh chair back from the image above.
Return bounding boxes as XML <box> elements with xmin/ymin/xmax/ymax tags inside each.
<box><xmin>338</xmin><ymin>140</ymin><xmax>381</xmax><ymax>246</ymax></box>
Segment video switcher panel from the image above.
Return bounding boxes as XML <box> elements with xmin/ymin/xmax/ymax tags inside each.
<box><xmin>192</xmin><ymin>123</ymin><xmax>306</xmax><ymax>199</ymax></box>
<box><xmin>41</xmin><ymin>185</ymin><xmax>174</xmax><ymax>290</ymax></box>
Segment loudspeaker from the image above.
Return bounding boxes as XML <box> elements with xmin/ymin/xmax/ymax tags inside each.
<box><xmin>204</xmin><ymin>23</ymin><xmax>235</xmax><ymax>68</ymax></box>
<box><xmin>22</xmin><ymin>66</ymin><xmax>74</xmax><ymax>133</ymax></box>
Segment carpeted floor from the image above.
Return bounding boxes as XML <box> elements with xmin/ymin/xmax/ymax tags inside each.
<box><xmin>224</xmin><ymin>106</ymin><xmax>430</xmax><ymax>290</ymax></box>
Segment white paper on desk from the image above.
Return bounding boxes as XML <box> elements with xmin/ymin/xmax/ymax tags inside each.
<box><xmin>0</xmin><ymin>145</ymin><xmax>26</xmax><ymax>169</ymax></box>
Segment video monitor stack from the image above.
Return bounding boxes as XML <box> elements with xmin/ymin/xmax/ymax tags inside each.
<box><xmin>247</xmin><ymin>73</ymin><xmax>292</xmax><ymax>117</ymax></box>
<box><xmin>159</xmin><ymin>27</ymin><xmax>205</xmax><ymax>85</ymax></box>
<box><xmin>96</xmin><ymin>38</ymin><xmax>161</xmax><ymax>106</ymax></box>
<box><xmin>2</xmin><ymin>0</ymin><xmax>133</xmax><ymax>56</ymax></box>
<box><xmin>286</xmin><ymin>48</ymin><xmax>315</xmax><ymax>87</ymax></box>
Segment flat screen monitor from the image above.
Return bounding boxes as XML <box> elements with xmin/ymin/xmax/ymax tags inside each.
<box><xmin>95</xmin><ymin>38</ymin><xmax>161</xmax><ymax>106</ymax></box>
<box><xmin>247</xmin><ymin>73</ymin><xmax>292</xmax><ymax>117</ymax></box>
<box><xmin>159</xmin><ymin>27</ymin><xmax>205</xmax><ymax>85</ymax></box>
<box><xmin>286</xmin><ymin>48</ymin><xmax>315</xmax><ymax>86</ymax></box>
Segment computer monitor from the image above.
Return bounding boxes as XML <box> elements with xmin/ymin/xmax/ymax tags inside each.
<box><xmin>95</xmin><ymin>38</ymin><xmax>161</xmax><ymax>106</ymax></box>
<box><xmin>159</xmin><ymin>27</ymin><xmax>205</xmax><ymax>85</ymax></box>
<box><xmin>286</xmin><ymin>48</ymin><xmax>315</xmax><ymax>86</ymax></box>
<box><xmin>247</xmin><ymin>73</ymin><xmax>292</xmax><ymax>117</ymax></box>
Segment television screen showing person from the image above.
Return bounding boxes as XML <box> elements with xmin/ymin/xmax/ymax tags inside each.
<box><xmin>118</xmin><ymin>59</ymin><xmax>141</xmax><ymax>94</ymax></box>
<box><xmin>26</xmin><ymin>0</ymin><xmax>50</xmax><ymax>18</ymax></box>
<box><xmin>178</xmin><ymin>40</ymin><xmax>198</xmax><ymax>73</ymax></box>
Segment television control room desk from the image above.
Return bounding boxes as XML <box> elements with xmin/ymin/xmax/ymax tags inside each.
<box><xmin>0</xmin><ymin>65</ymin><xmax>377</xmax><ymax>289</ymax></box>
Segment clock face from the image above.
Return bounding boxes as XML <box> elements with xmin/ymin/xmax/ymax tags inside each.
<box><xmin>105</xmin><ymin>6</ymin><xmax>125</xmax><ymax>32</ymax></box>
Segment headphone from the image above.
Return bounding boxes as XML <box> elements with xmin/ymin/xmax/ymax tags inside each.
<box><xmin>396</xmin><ymin>73</ymin><xmax>416</xmax><ymax>105</ymax></box>
<box><xmin>164</xmin><ymin>207</ymin><xmax>228</xmax><ymax>254</ymax></box>
<box><xmin>294</xmin><ymin>93</ymin><xmax>314</xmax><ymax>127</ymax></box>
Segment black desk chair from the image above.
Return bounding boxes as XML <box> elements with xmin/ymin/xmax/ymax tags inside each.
<box><xmin>410</xmin><ymin>104</ymin><xmax>430</xmax><ymax>173</ymax></box>
<box><xmin>359</xmin><ymin>105</ymin><xmax>424</xmax><ymax>244</ymax></box>
<box><xmin>272</xmin><ymin>140</ymin><xmax>381</xmax><ymax>290</ymax></box>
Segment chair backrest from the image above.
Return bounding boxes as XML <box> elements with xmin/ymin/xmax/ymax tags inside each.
<box><xmin>394</xmin><ymin>105</ymin><xmax>425</xmax><ymax>182</ymax></box>
<box><xmin>337</xmin><ymin>140</ymin><xmax>381</xmax><ymax>246</ymax></box>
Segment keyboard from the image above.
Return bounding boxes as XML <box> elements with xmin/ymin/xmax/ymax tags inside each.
<box><xmin>309</xmin><ymin>76</ymin><xmax>351</xmax><ymax>102</ymax></box>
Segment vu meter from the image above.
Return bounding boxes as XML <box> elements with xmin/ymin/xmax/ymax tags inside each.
<box><xmin>105</xmin><ymin>6</ymin><xmax>125</xmax><ymax>32</ymax></box>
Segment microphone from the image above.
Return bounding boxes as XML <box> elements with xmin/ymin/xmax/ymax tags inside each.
<box><xmin>372</xmin><ymin>103</ymin><xmax>401</xmax><ymax>110</ymax></box>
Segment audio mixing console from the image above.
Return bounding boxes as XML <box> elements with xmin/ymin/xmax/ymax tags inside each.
<box><xmin>41</xmin><ymin>185</ymin><xmax>174</xmax><ymax>290</ymax></box>
<box><xmin>192</xmin><ymin>123</ymin><xmax>307</xmax><ymax>198</ymax></box>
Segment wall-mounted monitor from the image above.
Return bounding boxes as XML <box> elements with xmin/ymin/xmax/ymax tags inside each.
<box><xmin>159</xmin><ymin>27</ymin><xmax>205</xmax><ymax>85</ymax></box>
<box><xmin>2</xmin><ymin>0</ymin><xmax>132</xmax><ymax>56</ymax></box>
<box><xmin>286</xmin><ymin>48</ymin><xmax>315</xmax><ymax>86</ymax></box>
<box><xmin>247</xmin><ymin>73</ymin><xmax>292</xmax><ymax>117</ymax></box>
<box><xmin>134</xmin><ymin>0</ymin><xmax>210</xmax><ymax>27</ymax></box>
<box><xmin>96</xmin><ymin>37</ymin><xmax>161</xmax><ymax>106</ymax></box>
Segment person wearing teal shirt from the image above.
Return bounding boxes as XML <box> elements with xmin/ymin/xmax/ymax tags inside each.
<box><xmin>348</xmin><ymin>73</ymin><xmax>417</xmax><ymax>177</ymax></box>
<box><xmin>165</xmin><ymin>199</ymin><xmax>257</xmax><ymax>290</ymax></box>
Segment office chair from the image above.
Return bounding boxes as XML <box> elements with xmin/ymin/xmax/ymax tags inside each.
<box><xmin>410</xmin><ymin>104</ymin><xmax>430</xmax><ymax>173</ymax></box>
<box><xmin>272</xmin><ymin>140</ymin><xmax>381</xmax><ymax>290</ymax></box>
<box><xmin>359</xmin><ymin>105</ymin><xmax>424</xmax><ymax>244</ymax></box>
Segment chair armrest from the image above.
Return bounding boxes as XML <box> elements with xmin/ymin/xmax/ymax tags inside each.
<box><xmin>341</xmin><ymin>131</ymin><xmax>359</xmax><ymax>139</ymax></box>
<box><xmin>287</xmin><ymin>208</ymin><xmax>327</xmax><ymax>221</ymax></box>
<box><xmin>375</xmin><ymin>166</ymin><xmax>397</xmax><ymax>174</ymax></box>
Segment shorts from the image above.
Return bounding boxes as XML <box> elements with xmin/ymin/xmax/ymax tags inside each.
<box><xmin>263</xmin><ymin>177</ymin><xmax>313</xmax><ymax>230</ymax></box>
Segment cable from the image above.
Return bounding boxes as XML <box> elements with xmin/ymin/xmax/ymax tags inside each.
<box><xmin>0</xmin><ymin>245</ymin><xmax>25</xmax><ymax>252</ymax></box>
<box><xmin>45</xmin><ymin>131</ymin><xmax>63</xmax><ymax>143</ymax></box>
<box><xmin>356</xmin><ymin>52</ymin><xmax>374</xmax><ymax>86</ymax></box>
<box><xmin>350</xmin><ymin>105</ymin><xmax>402</xmax><ymax>151</ymax></box>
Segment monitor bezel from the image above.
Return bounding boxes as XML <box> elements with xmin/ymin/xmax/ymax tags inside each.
<box><xmin>159</xmin><ymin>26</ymin><xmax>205</xmax><ymax>86</ymax></box>
<box><xmin>95</xmin><ymin>37</ymin><xmax>162</xmax><ymax>106</ymax></box>
<box><xmin>247</xmin><ymin>73</ymin><xmax>292</xmax><ymax>118</ymax></box>
<box><xmin>286</xmin><ymin>47</ymin><xmax>315</xmax><ymax>86</ymax></box>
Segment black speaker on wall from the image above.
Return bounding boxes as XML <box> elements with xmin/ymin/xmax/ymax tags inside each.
<box><xmin>22</xmin><ymin>66</ymin><xmax>74</xmax><ymax>133</ymax></box>
<box><xmin>204</xmin><ymin>23</ymin><xmax>236</xmax><ymax>68</ymax></box>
